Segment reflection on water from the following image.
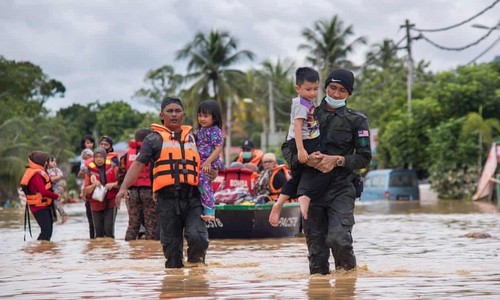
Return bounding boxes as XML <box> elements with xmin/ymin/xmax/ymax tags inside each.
<box><xmin>161</xmin><ymin>269</ymin><xmax>212</xmax><ymax>299</ymax></box>
<box><xmin>22</xmin><ymin>240</ymin><xmax>60</xmax><ymax>255</ymax></box>
<box><xmin>0</xmin><ymin>199</ymin><xmax>498</xmax><ymax>299</ymax></box>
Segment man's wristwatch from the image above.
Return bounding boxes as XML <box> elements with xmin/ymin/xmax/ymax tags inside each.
<box><xmin>336</xmin><ymin>156</ymin><xmax>345</xmax><ymax>167</ymax></box>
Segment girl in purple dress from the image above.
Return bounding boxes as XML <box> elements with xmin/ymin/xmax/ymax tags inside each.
<box><xmin>196</xmin><ymin>100</ymin><xmax>224</xmax><ymax>221</ymax></box>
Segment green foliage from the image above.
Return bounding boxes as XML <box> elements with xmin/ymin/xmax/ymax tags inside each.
<box><xmin>0</xmin><ymin>97</ymin><xmax>42</xmax><ymax>121</ymax></box>
<box><xmin>429</xmin><ymin>166</ymin><xmax>480</xmax><ymax>200</ymax></box>
<box><xmin>56</xmin><ymin>102</ymin><xmax>99</xmax><ymax>153</ymax></box>
<box><xmin>462</xmin><ymin>112</ymin><xmax>500</xmax><ymax>148</ymax></box>
<box><xmin>359</xmin><ymin>58</ymin><xmax>499</xmax><ymax>200</ymax></box>
<box><xmin>95</xmin><ymin>101</ymin><xmax>144</xmax><ymax>141</ymax></box>
<box><xmin>426</xmin><ymin>118</ymin><xmax>481</xmax><ymax>199</ymax></box>
<box><xmin>0</xmin><ymin>56</ymin><xmax>65</xmax><ymax>116</ymax></box>
<box><xmin>376</xmin><ymin>114</ymin><xmax>420</xmax><ymax>169</ymax></box>
<box><xmin>424</xmin><ymin>63</ymin><xmax>500</xmax><ymax>119</ymax></box>
<box><xmin>352</xmin><ymin>64</ymin><xmax>407</xmax><ymax>128</ymax></box>
<box><xmin>427</xmin><ymin>118</ymin><xmax>468</xmax><ymax>170</ymax></box>
<box><xmin>0</xmin><ymin>116</ymin><xmax>73</xmax><ymax>200</ymax></box>
<box><xmin>120</xmin><ymin>112</ymin><xmax>159</xmax><ymax>142</ymax></box>
<box><xmin>133</xmin><ymin>65</ymin><xmax>183</xmax><ymax>107</ymax></box>
<box><xmin>377</xmin><ymin>97</ymin><xmax>446</xmax><ymax>172</ymax></box>
<box><xmin>66</xmin><ymin>173</ymin><xmax>79</xmax><ymax>195</ymax></box>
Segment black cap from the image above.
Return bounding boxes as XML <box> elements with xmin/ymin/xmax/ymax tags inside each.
<box><xmin>100</xmin><ymin>136</ymin><xmax>113</xmax><ymax>147</ymax></box>
<box><xmin>161</xmin><ymin>97</ymin><xmax>184</xmax><ymax>110</ymax></box>
<box><xmin>241</xmin><ymin>139</ymin><xmax>254</xmax><ymax>150</ymax></box>
<box><xmin>324</xmin><ymin>68</ymin><xmax>355</xmax><ymax>94</ymax></box>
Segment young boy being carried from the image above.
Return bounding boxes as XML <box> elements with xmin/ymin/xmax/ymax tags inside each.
<box><xmin>269</xmin><ymin>67</ymin><xmax>333</xmax><ymax>225</ymax></box>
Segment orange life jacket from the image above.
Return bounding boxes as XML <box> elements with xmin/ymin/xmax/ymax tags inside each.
<box><xmin>125</xmin><ymin>140</ymin><xmax>151</xmax><ymax>187</ymax></box>
<box><xmin>151</xmin><ymin>123</ymin><xmax>200</xmax><ymax>192</ymax></box>
<box><xmin>107</xmin><ymin>152</ymin><xmax>118</xmax><ymax>162</ymax></box>
<box><xmin>20</xmin><ymin>158</ymin><xmax>53</xmax><ymax>207</ymax></box>
<box><xmin>236</xmin><ymin>149</ymin><xmax>264</xmax><ymax>166</ymax></box>
<box><xmin>269</xmin><ymin>164</ymin><xmax>292</xmax><ymax>200</ymax></box>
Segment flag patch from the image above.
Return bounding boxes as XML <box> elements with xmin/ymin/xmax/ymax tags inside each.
<box><xmin>357</xmin><ymin>130</ymin><xmax>369</xmax><ymax>137</ymax></box>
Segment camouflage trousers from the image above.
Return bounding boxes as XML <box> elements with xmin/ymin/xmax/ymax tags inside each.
<box><xmin>125</xmin><ymin>187</ymin><xmax>158</xmax><ymax>241</ymax></box>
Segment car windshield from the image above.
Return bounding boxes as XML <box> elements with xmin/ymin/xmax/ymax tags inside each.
<box><xmin>389</xmin><ymin>173</ymin><xmax>417</xmax><ymax>187</ymax></box>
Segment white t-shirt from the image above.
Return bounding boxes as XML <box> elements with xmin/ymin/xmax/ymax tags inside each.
<box><xmin>286</xmin><ymin>97</ymin><xmax>320</xmax><ymax>141</ymax></box>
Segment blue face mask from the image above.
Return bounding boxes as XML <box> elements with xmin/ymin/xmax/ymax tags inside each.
<box><xmin>242</xmin><ymin>151</ymin><xmax>252</xmax><ymax>159</ymax></box>
<box><xmin>325</xmin><ymin>95</ymin><xmax>346</xmax><ymax>108</ymax></box>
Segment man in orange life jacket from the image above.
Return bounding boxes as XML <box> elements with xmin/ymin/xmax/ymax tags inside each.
<box><xmin>117</xmin><ymin>128</ymin><xmax>159</xmax><ymax>241</ymax></box>
<box><xmin>116</xmin><ymin>97</ymin><xmax>208</xmax><ymax>268</ymax></box>
<box><xmin>20</xmin><ymin>151</ymin><xmax>60</xmax><ymax>241</ymax></box>
<box><xmin>233</xmin><ymin>139</ymin><xmax>264</xmax><ymax>171</ymax></box>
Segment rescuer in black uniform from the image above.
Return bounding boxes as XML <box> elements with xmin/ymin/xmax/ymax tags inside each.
<box><xmin>283</xmin><ymin>68</ymin><xmax>372</xmax><ymax>275</ymax></box>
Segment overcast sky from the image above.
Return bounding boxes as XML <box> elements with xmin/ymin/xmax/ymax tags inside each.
<box><xmin>1</xmin><ymin>0</ymin><xmax>499</xmax><ymax>113</ymax></box>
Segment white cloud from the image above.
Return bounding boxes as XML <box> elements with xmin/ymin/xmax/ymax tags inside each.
<box><xmin>1</xmin><ymin>0</ymin><xmax>499</xmax><ymax>113</ymax></box>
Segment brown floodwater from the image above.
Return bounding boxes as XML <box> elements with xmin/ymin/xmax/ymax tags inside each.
<box><xmin>1</xmin><ymin>199</ymin><xmax>499</xmax><ymax>299</ymax></box>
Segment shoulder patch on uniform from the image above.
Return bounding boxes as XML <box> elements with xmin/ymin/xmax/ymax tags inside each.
<box><xmin>346</xmin><ymin>108</ymin><xmax>367</xmax><ymax>119</ymax></box>
<box><xmin>357</xmin><ymin>130</ymin><xmax>369</xmax><ymax>137</ymax></box>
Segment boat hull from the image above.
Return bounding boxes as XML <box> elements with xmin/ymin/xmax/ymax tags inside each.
<box><xmin>207</xmin><ymin>203</ymin><xmax>301</xmax><ymax>239</ymax></box>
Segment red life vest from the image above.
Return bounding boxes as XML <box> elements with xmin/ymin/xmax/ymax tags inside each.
<box><xmin>20</xmin><ymin>158</ymin><xmax>53</xmax><ymax>207</ymax></box>
<box><xmin>86</xmin><ymin>159</ymin><xmax>118</xmax><ymax>210</ymax></box>
<box><xmin>151</xmin><ymin>123</ymin><xmax>200</xmax><ymax>192</ymax></box>
<box><xmin>125</xmin><ymin>140</ymin><xmax>152</xmax><ymax>187</ymax></box>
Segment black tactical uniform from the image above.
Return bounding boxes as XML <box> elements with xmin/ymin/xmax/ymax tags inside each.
<box><xmin>285</xmin><ymin>99</ymin><xmax>372</xmax><ymax>275</ymax></box>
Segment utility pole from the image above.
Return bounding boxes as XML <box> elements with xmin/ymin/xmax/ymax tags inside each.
<box><xmin>225</xmin><ymin>97</ymin><xmax>232</xmax><ymax>167</ymax></box>
<box><xmin>400</xmin><ymin>19</ymin><xmax>417</xmax><ymax>170</ymax></box>
<box><xmin>401</xmin><ymin>19</ymin><xmax>415</xmax><ymax>116</ymax></box>
<box><xmin>268</xmin><ymin>80</ymin><xmax>276</xmax><ymax>134</ymax></box>
<box><xmin>316</xmin><ymin>50</ymin><xmax>324</xmax><ymax>102</ymax></box>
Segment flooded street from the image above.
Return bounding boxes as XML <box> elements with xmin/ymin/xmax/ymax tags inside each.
<box><xmin>1</xmin><ymin>199</ymin><xmax>499</xmax><ymax>299</ymax></box>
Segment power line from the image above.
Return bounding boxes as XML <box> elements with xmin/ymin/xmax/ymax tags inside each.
<box><xmin>414</xmin><ymin>0</ymin><xmax>500</xmax><ymax>32</ymax></box>
<box><xmin>466</xmin><ymin>34</ymin><xmax>500</xmax><ymax>65</ymax></box>
<box><xmin>419</xmin><ymin>26</ymin><xmax>498</xmax><ymax>51</ymax></box>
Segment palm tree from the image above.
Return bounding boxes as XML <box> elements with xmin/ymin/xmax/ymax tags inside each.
<box><xmin>133</xmin><ymin>65</ymin><xmax>183</xmax><ymax>107</ymax></box>
<box><xmin>255</xmin><ymin>59</ymin><xmax>296</xmax><ymax>132</ymax></box>
<box><xmin>364</xmin><ymin>39</ymin><xmax>401</xmax><ymax>71</ymax></box>
<box><xmin>229</xmin><ymin>59</ymin><xmax>296</xmax><ymax>152</ymax></box>
<box><xmin>176</xmin><ymin>30</ymin><xmax>255</xmax><ymax>114</ymax></box>
<box><xmin>0</xmin><ymin>117</ymin><xmax>34</xmax><ymax>201</ymax></box>
<box><xmin>462</xmin><ymin>110</ymin><xmax>500</xmax><ymax>169</ymax></box>
<box><xmin>176</xmin><ymin>29</ymin><xmax>255</xmax><ymax>164</ymax></box>
<box><xmin>299</xmin><ymin>15</ymin><xmax>367</xmax><ymax>78</ymax></box>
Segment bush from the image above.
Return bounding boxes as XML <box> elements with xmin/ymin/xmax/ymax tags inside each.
<box><xmin>429</xmin><ymin>164</ymin><xmax>479</xmax><ymax>200</ymax></box>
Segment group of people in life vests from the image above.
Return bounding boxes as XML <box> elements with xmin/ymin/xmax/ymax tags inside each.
<box><xmin>21</xmin><ymin>134</ymin><xmax>288</xmax><ymax>242</ymax></box>
<box><xmin>21</xmin><ymin>67</ymin><xmax>370</xmax><ymax>275</ymax></box>
<box><xmin>224</xmin><ymin>139</ymin><xmax>291</xmax><ymax>204</ymax></box>
<box><xmin>20</xmin><ymin>135</ymin><xmax>126</xmax><ymax>241</ymax></box>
